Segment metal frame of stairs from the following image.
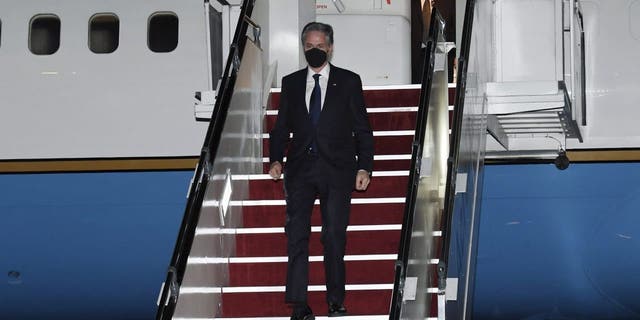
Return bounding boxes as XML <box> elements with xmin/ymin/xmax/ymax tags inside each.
<box><xmin>157</xmin><ymin>1</ymin><xmax>463</xmax><ymax>319</ymax></box>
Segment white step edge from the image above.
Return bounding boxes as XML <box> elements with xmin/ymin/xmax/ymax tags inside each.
<box><xmin>363</xmin><ymin>84</ymin><xmax>423</xmax><ymax>90</ymax></box>
<box><xmin>270</xmin><ymin>84</ymin><xmax>423</xmax><ymax>93</ymax></box>
<box><xmin>262</xmin><ymin>154</ymin><xmax>412</xmax><ymax>163</ymax></box>
<box><xmin>193</xmin><ymin>227</ymin><xmax>442</xmax><ymax>236</ymax></box>
<box><xmin>195</xmin><ymin>224</ymin><xmax>401</xmax><ymax>236</ymax></box>
<box><xmin>260</xmin><ymin>131</ymin><xmax>415</xmax><ymax>139</ymax></box>
<box><xmin>188</xmin><ymin>256</ymin><xmax>439</xmax><ymax>265</ymax></box>
<box><xmin>178</xmin><ymin>284</ymin><xmax>439</xmax><ymax>294</ymax></box>
<box><xmin>375</xmin><ymin>130</ymin><xmax>415</xmax><ymax>137</ymax></box>
<box><xmin>202</xmin><ymin>196</ymin><xmax>408</xmax><ymax>214</ymax></box>
<box><xmin>213</xmin><ymin>197</ymin><xmax>406</xmax><ymax>207</ymax></box>
<box><xmin>374</xmin><ymin>154</ymin><xmax>412</xmax><ymax>160</ymax></box>
<box><xmin>218</xmin><ymin>154</ymin><xmax>416</xmax><ymax>165</ymax></box>
<box><xmin>265</xmin><ymin>107</ymin><xmax>418</xmax><ymax>115</ymax></box>
<box><xmin>175</xmin><ymin>316</ymin><xmax>393</xmax><ymax>320</ymax></box>
<box><xmin>189</xmin><ymin>254</ymin><xmax>398</xmax><ymax>265</ymax></box>
<box><xmin>269</xmin><ymin>83</ymin><xmax>455</xmax><ymax>93</ymax></box>
<box><xmin>264</xmin><ymin>105</ymin><xmax>453</xmax><ymax>116</ymax></box>
<box><xmin>179</xmin><ymin>284</ymin><xmax>394</xmax><ymax>295</ymax></box>
<box><xmin>367</xmin><ymin>106</ymin><xmax>418</xmax><ymax>113</ymax></box>
<box><xmin>231</xmin><ymin>171</ymin><xmax>409</xmax><ymax>181</ymax></box>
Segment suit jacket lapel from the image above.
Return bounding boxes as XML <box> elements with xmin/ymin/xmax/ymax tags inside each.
<box><xmin>323</xmin><ymin>65</ymin><xmax>338</xmax><ymax>114</ymax></box>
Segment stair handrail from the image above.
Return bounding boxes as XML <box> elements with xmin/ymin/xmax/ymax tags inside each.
<box><xmin>155</xmin><ymin>1</ymin><xmax>257</xmax><ymax>319</ymax></box>
<box><xmin>436</xmin><ymin>0</ymin><xmax>477</xmax><ymax>316</ymax></box>
<box><xmin>389</xmin><ymin>8</ymin><xmax>446</xmax><ymax>319</ymax></box>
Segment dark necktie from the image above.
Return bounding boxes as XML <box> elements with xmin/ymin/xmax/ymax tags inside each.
<box><xmin>309</xmin><ymin>74</ymin><xmax>321</xmax><ymax>153</ymax></box>
<box><xmin>309</xmin><ymin>74</ymin><xmax>321</xmax><ymax>126</ymax></box>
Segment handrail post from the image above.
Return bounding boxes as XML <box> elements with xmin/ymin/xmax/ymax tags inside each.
<box><xmin>569</xmin><ymin>0</ymin><xmax>576</xmax><ymax>119</ymax></box>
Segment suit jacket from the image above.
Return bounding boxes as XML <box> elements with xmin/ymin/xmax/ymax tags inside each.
<box><xmin>269</xmin><ymin>64</ymin><xmax>374</xmax><ymax>186</ymax></box>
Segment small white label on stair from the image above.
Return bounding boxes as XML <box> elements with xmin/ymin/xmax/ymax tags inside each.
<box><xmin>455</xmin><ymin>173</ymin><xmax>468</xmax><ymax>194</ymax></box>
<box><xmin>403</xmin><ymin>277</ymin><xmax>418</xmax><ymax>301</ymax></box>
<box><xmin>420</xmin><ymin>157</ymin><xmax>433</xmax><ymax>177</ymax></box>
<box><xmin>435</xmin><ymin>53</ymin><xmax>446</xmax><ymax>71</ymax></box>
<box><xmin>446</xmin><ymin>277</ymin><xmax>458</xmax><ymax>301</ymax></box>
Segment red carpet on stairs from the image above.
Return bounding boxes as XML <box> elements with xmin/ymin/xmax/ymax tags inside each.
<box><xmin>262</xmin><ymin>158</ymin><xmax>412</xmax><ymax>173</ymax></box>
<box><xmin>242</xmin><ymin>203</ymin><xmax>406</xmax><ymax>228</ymax></box>
<box><xmin>248</xmin><ymin>175</ymin><xmax>408</xmax><ymax>199</ymax></box>
<box><xmin>229</xmin><ymin>260</ymin><xmax>396</xmax><ymax>286</ymax></box>
<box><xmin>218</xmin><ymin>86</ymin><xmax>454</xmax><ymax>318</ymax></box>
<box><xmin>222</xmin><ymin>290</ymin><xmax>392</xmax><ymax>317</ymax></box>
<box><xmin>234</xmin><ymin>229</ymin><xmax>400</xmax><ymax>257</ymax></box>
<box><xmin>265</xmin><ymin>111</ymin><xmax>418</xmax><ymax>132</ymax></box>
<box><xmin>269</xmin><ymin>88</ymin><xmax>421</xmax><ymax>108</ymax></box>
<box><xmin>262</xmin><ymin>136</ymin><xmax>415</xmax><ymax>156</ymax></box>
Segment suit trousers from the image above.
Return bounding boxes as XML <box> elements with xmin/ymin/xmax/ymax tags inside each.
<box><xmin>283</xmin><ymin>153</ymin><xmax>352</xmax><ymax>305</ymax></box>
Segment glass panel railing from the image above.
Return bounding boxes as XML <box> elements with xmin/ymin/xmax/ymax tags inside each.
<box><xmin>563</xmin><ymin>0</ymin><xmax>586</xmax><ymax>133</ymax></box>
<box><xmin>155</xmin><ymin>1</ymin><xmax>263</xmax><ymax>319</ymax></box>
<box><xmin>389</xmin><ymin>9</ymin><xmax>449</xmax><ymax>320</ymax></box>
<box><xmin>439</xmin><ymin>0</ymin><xmax>487</xmax><ymax>318</ymax></box>
<box><xmin>570</xmin><ymin>0</ymin><xmax>586</xmax><ymax>126</ymax></box>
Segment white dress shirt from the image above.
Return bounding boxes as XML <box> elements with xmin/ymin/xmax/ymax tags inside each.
<box><xmin>305</xmin><ymin>64</ymin><xmax>330</xmax><ymax>112</ymax></box>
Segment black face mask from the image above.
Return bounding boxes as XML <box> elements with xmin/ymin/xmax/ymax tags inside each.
<box><xmin>304</xmin><ymin>48</ymin><xmax>328</xmax><ymax>68</ymax></box>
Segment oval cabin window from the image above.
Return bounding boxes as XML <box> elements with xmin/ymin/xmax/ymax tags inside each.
<box><xmin>89</xmin><ymin>13</ymin><xmax>119</xmax><ymax>54</ymax></box>
<box><xmin>30</xmin><ymin>14</ymin><xmax>61</xmax><ymax>55</ymax></box>
<box><xmin>148</xmin><ymin>12</ymin><xmax>178</xmax><ymax>53</ymax></box>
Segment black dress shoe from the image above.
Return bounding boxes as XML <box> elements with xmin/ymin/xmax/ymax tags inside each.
<box><xmin>328</xmin><ymin>304</ymin><xmax>347</xmax><ymax>317</ymax></box>
<box><xmin>290</xmin><ymin>305</ymin><xmax>315</xmax><ymax>320</ymax></box>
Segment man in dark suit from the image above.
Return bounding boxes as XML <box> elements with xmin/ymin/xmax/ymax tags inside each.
<box><xmin>268</xmin><ymin>22</ymin><xmax>374</xmax><ymax>320</ymax></box>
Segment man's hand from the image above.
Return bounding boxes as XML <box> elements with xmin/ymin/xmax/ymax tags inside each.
<box><xmin>355</xmin><ymin>169</ymin><xmax>371</xmax><ymax>191</ymax></box>
<box><xmin>269</xmin><ymin>161</ymin><xmax>283</xmax><ymax>180</ymax></box>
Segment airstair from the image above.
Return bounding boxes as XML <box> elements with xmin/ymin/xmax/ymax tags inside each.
<box><xmin>155</xmin><ymin>0</ymin><xmax>586</xmax><ymax>319</ymax></box>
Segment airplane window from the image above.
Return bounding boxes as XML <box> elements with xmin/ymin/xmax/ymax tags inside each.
<box><xmin>148</xmin><ymin>12</ymin><xmax>178</xmax><ymax>53</ymax></box>
<box><xmin>89</xmin><ymin>13</ymin><xmax>119</xmax><ymax>53</ymax></box>
<box><xmin>30</xmin><ymin>14</ymin><xmax>61</xmax><ymax>55</ymax></box>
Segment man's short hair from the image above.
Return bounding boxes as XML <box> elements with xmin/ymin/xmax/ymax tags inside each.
<box><xmin>301</xmin><ymin>22</ymin><xmax>334</xmax><ymax>46</ymax></box>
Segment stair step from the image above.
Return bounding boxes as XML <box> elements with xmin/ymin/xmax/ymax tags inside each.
<box><xmin>242</xmin><ymin>202</ymin><xmax>405</xmax><ymax>228</ymax></box>
<box><xmin>248</xmin><ymin>175</ymin><xmax>408</xmax><ymax>200</ymax></box>
<box><xmin>262</xmin><ymin>155</ymin><xmax>412</xmax><ymax>173</ymax></box>
<box><xmin>229</xmin><ymin>259</ymin><xmax>395</xmax><ymax>286</ymax></box>
<box><xmin>262</xmin><ymin>135</ymin><xmax>413</xmax><ymax>156</ymax></box>
<box><xmin>220</xmin><ymin>289</ymin><xmax>391</xmax><ymax>317</ymax></box>
<box><xmin>228</xmin><ymin>197</ymin><xmax>405</xmax><ymax>207</ymax></box>
<box><xmin>268</xmin><ymin>86</ymin><xmax>455</xmax><ymax>110</ymax></box>
<box><xmin>269</xmin><ymin>87</ymin><xmax>421</xmax><ymax>110</ymax></box>
<box><xmin>265</xmin><ymin>106</ymin><xmax>455</xmax><ymax>133</ymax></box>
<box><xmin>371</xmin><ymin>159</ymin><xmax>411</xmax><ymax>171</ymax></box>
<box><xmin>262</xmin><ymin>160</ymin><xmax>412</xmax><ymax>173</ymax></box>
<box><xmin>235</xmin><ymin>230</ymin><xmax>400</xmax><ymax>257</ymax></box>
<box><xmin>207</xmin><ymin>316</ymin><xmax>392</xmax><ymax>320</ymax></box>
<box><xmin>264</xmin><ymin>109</ymin><xmax>418</xmax><ymax>132</ymax></box>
